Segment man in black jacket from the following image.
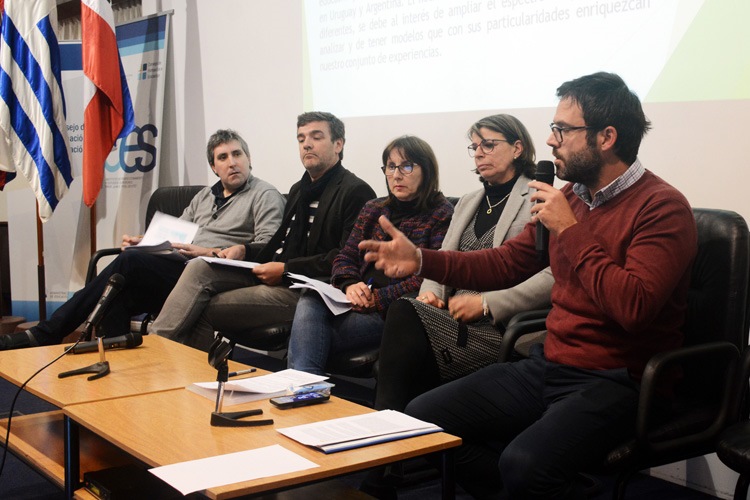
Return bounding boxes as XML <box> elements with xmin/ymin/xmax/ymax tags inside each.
<box><xmin>151</xmin><ymin>112</ymin><xmax>376</xmax><ymax>351</ymax></box>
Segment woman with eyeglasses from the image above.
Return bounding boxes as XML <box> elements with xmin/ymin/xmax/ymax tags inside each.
<box><xmin>372</xmin><ymin>114</ymin><xmax>555</xmax><ymax>413</ymax></box>
<box><xmin>286</xmin><ymin>135</ymin><xmax>453</xmax><ymax>375</ymax></box>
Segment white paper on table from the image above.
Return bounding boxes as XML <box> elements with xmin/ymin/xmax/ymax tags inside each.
<box><xmin>191</xmin><ymin>369</ymin><xmax>328</xmax><ymax>396</ymax></box>
<box><xmin>285</xmin><ymin>272</ymin><xmax>352</xmax><ymax>315</ymax></box>
<box><xmin>198</xmin><ymin>256</ymin><xmax>260</xmax><ymax>270</ymax></box>
<box><xmin>277</xmin><ymin>410</ymin><xmax>442</xmax><ymax>453</ymax></box>
<box><xmin>149</xmin><ymin>444</ymin><xmax>318</xmax><ymax>496</ymax></box>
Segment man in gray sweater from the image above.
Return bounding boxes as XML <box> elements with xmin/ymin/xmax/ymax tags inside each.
<box><xmin>0</xmin><ymin>129</ymin><xmax>285</xmax><ymax>349</ymax></box>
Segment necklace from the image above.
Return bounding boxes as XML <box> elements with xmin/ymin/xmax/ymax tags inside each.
<box><xmin>485</xmin><ymin>193</ymin><xmax>510</xmax><ymax>214</ymax></box>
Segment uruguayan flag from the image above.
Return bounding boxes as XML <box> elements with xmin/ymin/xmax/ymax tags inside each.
<box><xmin>0</xmin><ymin>0</ymin><xmax>73</xmax><ymax>222</ymax></box>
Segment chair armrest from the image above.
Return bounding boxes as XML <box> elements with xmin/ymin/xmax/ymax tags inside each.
<box><xmin>498</xmin><ymin>317</ymin><xmax>547</xmax><ymax>362</ymax></box>
<box><xmin>506</xmin><ymin>308</ymin><xmax>552</xmax><ymax>328</ymax></box>
<box><xmin>85</xmin><ymin>248</ymin><xmax>123</xmax><ymax>284</ymax></box>
<box><xmin>637</xmin><ymin>340</ymin><xmax>740</xmax><ymax>453</ymax></box>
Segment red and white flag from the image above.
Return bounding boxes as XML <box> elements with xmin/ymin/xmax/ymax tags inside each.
<box><xmin>80</xmin><ymin>0</ymin><xmax>134</xmax><ymax>207</ymax></box>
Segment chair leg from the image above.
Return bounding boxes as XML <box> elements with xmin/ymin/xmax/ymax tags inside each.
<box><xmin>611</xmin><ymin>470</ymin><xmax>634</xmax><ymax>500</ymax></box>
<box><xmin>735</xmin><ymin>473</ymin><xmax>750</xmax><ymax>500</ymax></box>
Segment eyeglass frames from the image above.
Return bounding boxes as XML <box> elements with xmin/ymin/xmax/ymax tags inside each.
<box><xmin>467</xmin><ymin>139</ymin><xmax>510</xmax><ymax>158</ymax></box>
<box><xmin>549</xmin><ymin>123</ymin><xmax>597</xmax><ymax>143</ymax></box>
<box><xmin>381</xmin><ymin>162</ymin><xmax>418</xmax><ymax>176</ymax></box>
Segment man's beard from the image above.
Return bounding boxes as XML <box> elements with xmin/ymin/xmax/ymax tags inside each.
<box><xmin>555</xmin><ymin>145</ymin><xmax>604</xmax><ymax>187</ymax></box>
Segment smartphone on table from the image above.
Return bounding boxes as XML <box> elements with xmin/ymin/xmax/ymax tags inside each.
<box><xmin>270</xmin><ymin>391</ymin><xmax>330</xmax><ymax>409</ymax></box>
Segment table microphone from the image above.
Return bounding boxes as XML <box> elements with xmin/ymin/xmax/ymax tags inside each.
<box><xmin>72</xmin><ymin>332</ymin><xmax>143</xmax><ymax>354</ymax></box>
<box><xmin>82</xmin><ymin>273</ymin><xmax>126</xmax><ymax>334</ymax></box>
<box><xmin>535</xmin><ymin>161</ymin><xmax>556</xmax><ymax>261</ymax></box>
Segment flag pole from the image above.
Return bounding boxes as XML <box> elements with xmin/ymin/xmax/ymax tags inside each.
<box><xmin>90</xmin><ymin>204</ymin><xmax>97</xmax><ymax>257</ymax></box>
<box><xmin>36</xmin><ymin>203</ymin><xmax>47</xmax><ymax>321</ymax></box>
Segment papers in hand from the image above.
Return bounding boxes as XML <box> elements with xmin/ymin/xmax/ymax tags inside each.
<box><xmin>198</xmin><ymin>256</ymin><xmax>259</xmax><ymax>270</ymax></box>
<box><xmin>124</xmin><ymin>211</ymin><xmax>199</xmax><ymax>260</ymax></box>
<box><xmin>187</xmin><ymin>369</ymin><xmax>328</xmax><ymax>406</ymax></box>
<box><xmin>285</xmin><ymin>272</ymin><xmax>351</xmax><ymax>316</ymax></box>
<box><xmin>277</xmin><ymin>410</ymin><xmax>443</xmax><ymax>454</ymax></box>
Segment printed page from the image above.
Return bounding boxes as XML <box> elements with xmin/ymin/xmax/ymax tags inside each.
<box><xmin>126</xmin><ymin>211</ymin><xmax>199</xmax><ymax>251</ymax></box>
<box><xmin>286</xmin><ymin>272</ymin><xmax>351</xmax><ymax>315</ymax></box>
<box><xmin>191</xmin><ymin>369</ymin><xmax>328</xmax><ymax>395</ymax></box>
<box><xmin>150</xmin><ymin>445</ymin><xmax>318</xmax><ymax>496</ymax></box>
<box><xmin>277</xmin><ymin>410</ymin><xmax>441</xmax><ymax>448</ymax></box>
<box><xmin>198</xmin><ymin>256</ymin><xmax>260</xmax><ymax>270</ymax></box>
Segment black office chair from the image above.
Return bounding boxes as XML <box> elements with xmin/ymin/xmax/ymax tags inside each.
<box><xmin>498</xmin><ymin>208</ymin><xmax>750</xmax><ymax>499</ymax></box>
<box><xmin>81</xmin><ymin>185</ymin><xmax>204</xmax><ymax>338</ymax></box>
<box><xmin>715</xmin><ymin>348</ymin><xmax>750</xmax><ymax>500</ymax></box>
<box><xmin>85</xmin><ymin>185</ymin><xmax>204</xmax><ymax>284</ymax></box>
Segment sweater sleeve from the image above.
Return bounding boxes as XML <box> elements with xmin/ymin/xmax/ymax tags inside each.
<box><xmin>372</xmin><ymin>200</ymin><xmax>454</xmax><ymax>313</ymax></box>
<box><xmin>331</xmin><ymin>200</ymin><xmax>379</xmax><ymax>287</ymax></box>
<box><xmin>251</xmin><ymin>188</ymin><xmax>286</xmax><ymax>244</ymax></box>
<box><xmin>420</xmin><ymin>221</ymin><xmax>541</xmax><ymax>293</ymax></box>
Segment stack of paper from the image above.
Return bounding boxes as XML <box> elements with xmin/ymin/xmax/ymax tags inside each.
<box><xmin>285</xmin><ymin>272</ymin><xmax>351</xmax><ymax>315</ymax></box>
<box><xmin>198</xmin><ymin>256</ymin><xmax>259</xmax><ymax>270</ymax></box>
<box><xmin>187</xmin><ymin>369</ymin><xmax>328</xmax><ymax>406</ymax></box>
<box><xmin>277</xmin><ymin>410</ymin><xmax>442</xmax><ymax>453</ymax></box>
<box><xmin>124</xmin><ymin>211</ymin><xmax>199</xmax><ymax>260</ymax></box>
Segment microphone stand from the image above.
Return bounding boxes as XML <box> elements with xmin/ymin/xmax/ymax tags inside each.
<box><xmin>208</xmin><ymin>336</ymin><xmax>272</xmax><ymax>427</ymax></box>
<box><xmin>58</xmin><ymin>325</ymin><xmax>110</xmax><ymax>381</ymax></box>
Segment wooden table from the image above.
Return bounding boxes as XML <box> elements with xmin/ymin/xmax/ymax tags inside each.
<box><xmin>0</xmin><ymin>335</ymin><xmax>246</xmax><ymax>497</ymax></box>
<box><xmin>65</xmin><ymin>389</ymin><xmax>460</xmax><ymax>499</ymax></box>
<box><xmin>1</xmin><ymin>336</ymin><xmax>461</xmax><ymax>499</ymax></box>
<box><xmin>0</xmin><ymin>334</ymin><xmax>234</xmax><ymax>407</ymax></box>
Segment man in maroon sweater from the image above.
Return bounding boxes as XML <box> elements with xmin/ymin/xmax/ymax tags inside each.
<box><xmin>359</xmin><ymin>72</ymin><xmax>697</xmax><ymax>499</ymax></box>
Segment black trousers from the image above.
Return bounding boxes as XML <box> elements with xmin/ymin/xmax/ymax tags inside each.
<box><xmin>374</xmin><ymin>299</ymin><xmax>442</xmax><ymax>411</ymax></box>
<box><xmin>405</xmin><ymin>344</ymin><xmax>640</xmax><ymax>499</ymax></box>
<box><xmin>31</xmin><ymin>251</ymin><xmax>186</xmax><ymax>345</ymax></box>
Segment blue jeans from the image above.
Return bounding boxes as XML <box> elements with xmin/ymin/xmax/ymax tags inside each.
<box><xmin>287</xmin><ymin>289</ymin><xmax>385</xmax><ymax>375</ymax></box>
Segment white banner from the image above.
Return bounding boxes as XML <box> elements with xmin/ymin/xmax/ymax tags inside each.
<box><xmin>8</xmin><ymin>12</ymin><xmax>171</xmax><ymax>321</ymax></box>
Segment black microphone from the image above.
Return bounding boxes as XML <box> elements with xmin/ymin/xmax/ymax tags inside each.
<box><xmin>82</xmin><ymin>273</ymin><xmax>126</xmax><ymax>334</ymax></box>
<box><xmin>534</xmin><ymin>161</ymin><xmax>556</xmax><ymax>261</ymax></box>
<box><xmin>71</xmin><ymin>332</ymin><xmax>143</xmax><ymax>354</ymax></box>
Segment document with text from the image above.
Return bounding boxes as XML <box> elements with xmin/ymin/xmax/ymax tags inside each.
<box><xmin>199</xmin><ymin>256</ymin><xmax>260</xmax><ymax>270</ymax></box>
<box><xmin>124</xmin><ymin>211</ymin><xmax>199</xmax><ymax>258</ymax></box>
<box><xmin>277</xmin><ymin>409</ymin><xmax>442</xmax><ymax>453</ymax></box>
<box><xmin>285</xmin><ymin>272</ymin><xmax>351</xmax><ymax>315</ymax></box>
<box><xmin>188</xmin><ymin>369</ymin><xmax>329</xmax><ymax>406</ymax></box>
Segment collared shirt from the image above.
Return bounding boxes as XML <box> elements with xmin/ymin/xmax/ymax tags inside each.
<box><xmin>573</xmin><ymin>158</ymin><xmax>645</xmax><ymax>210</ymax></box>
<box><xmin>210</xmin><ymin>180</ymin><xmax>241</xmax><ymax>210</ymax></box>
